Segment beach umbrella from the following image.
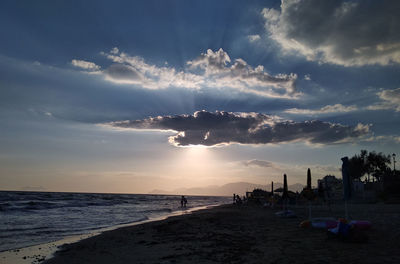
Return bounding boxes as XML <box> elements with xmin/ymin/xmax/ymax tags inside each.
<box><xmin>282</xmin><ymin>174</ymin><xmax>288</xmax><ymax>199</ymax></box>
<box><xmin>269</xmin><ymin>181</ymin><xmax>275</xmax><ymax>207</ymax></box>
<box><xmin>304</xmin><ymin>168</ymin><xmax>315</xmax><ymax>201</ymax></box>
<box><xmin>341</xmin><ymin>157</ymin><xmax>351</xmax><ymax>219</ymax></box>
<box><xmin>307</xmin><ymin>168</ymin><xmax>312</xmax><ymax>220</ymax></box>
<box><xmin>282</xmin><ymin>174</ymin><xmax>288</xmax><ymax>210</ymax></box>
<box><xmin>271</xmin><ymin>181</ymin><xmax>274</xmax><ymax>196</ymax></box>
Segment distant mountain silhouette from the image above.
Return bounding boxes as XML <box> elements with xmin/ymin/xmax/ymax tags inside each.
<box><xmin>149</xmin><ymin>181</ymin><xmax>304</xmax><ymax>196</ymax></box>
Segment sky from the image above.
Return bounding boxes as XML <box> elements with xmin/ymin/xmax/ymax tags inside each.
<box><xmin>0</xmin><ymin>0</ymin><xmax>399</xmax><ymax>194</ymax></box>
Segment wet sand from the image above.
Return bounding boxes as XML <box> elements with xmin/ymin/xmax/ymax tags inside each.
<box><xmin>0</xmin><ymin>206</ymin><xmax>209</xmax><ymax>264</ymax></box>
<box><xmin>40</xmin><ymin>203</ymin><xmax>400</xmax><ymax>264</ymax></box>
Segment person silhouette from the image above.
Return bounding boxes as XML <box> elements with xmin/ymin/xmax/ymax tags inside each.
<box><xmin>181</xmin><ymin>196</ymin><xmax>184</xmax><ymax>208</ymax></box>
<box><xmin>235</xmin><ymin>194</ymin><xmax>242</xmax><ymax>205</ymax></box>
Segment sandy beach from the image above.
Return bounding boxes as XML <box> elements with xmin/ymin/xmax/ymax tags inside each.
<box><xmin>39</xmin><ymin>203</ymin><xmax>400</xmax><ymax>264</ymax></box>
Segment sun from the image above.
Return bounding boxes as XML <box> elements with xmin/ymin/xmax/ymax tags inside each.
<box><xmin>184</xmin><ymin>145</ymin><xmax>210</xmax><ymax>161</ymax></box>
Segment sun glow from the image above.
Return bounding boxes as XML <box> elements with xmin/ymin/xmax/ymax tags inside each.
<box><xmin>165</xmin><ymin>145</ymin><xmax>221</xmax><ymax>186</ymax></box>
<box><xmin>182</xmin><ymin>145</ymin><xmax>212</xmax><ymax>166</ymax></box>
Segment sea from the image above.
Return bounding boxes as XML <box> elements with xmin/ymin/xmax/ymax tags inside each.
<box><xmin>0</xmin><ymin>191</ymin><xmax>230</xmax><ymax>252</ymax></box>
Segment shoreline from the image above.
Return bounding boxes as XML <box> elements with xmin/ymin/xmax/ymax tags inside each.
<box><xmin>0</xmin><ymin>204</ymin><xmax>221</xmax><ymax>264</ymax></box>
<box><xmin>2</xmin><ymin>203</ymin><xmax>400</xmax><ymax>263</ymax></box>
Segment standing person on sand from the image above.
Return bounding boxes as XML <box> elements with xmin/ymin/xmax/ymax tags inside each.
<box><xmin>183</xmin><ymin>196</ymin><xmax>187</xmax><ymax>208</ymax></box>
<box><xmin>181</xmin><ymin>196</ymin><xmax>184</xmax><ymax>208</ymax></box>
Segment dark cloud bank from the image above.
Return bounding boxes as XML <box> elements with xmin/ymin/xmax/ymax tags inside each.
<box><xmin>107</xmin><ymin>111</ymin><xmax>370</xmax><ymax>147</ymax></box>
<box><xmin>263</xmin><ymin>0</ymin><xmax>400</xmax><ymax>66</ymax></box>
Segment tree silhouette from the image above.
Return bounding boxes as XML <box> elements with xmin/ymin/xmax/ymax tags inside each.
<box><xmin>348</xmin><ymin>150</ymin><xmax>391</xmax><ymax>182</ymax></box>
<box><xmin>368</xmin><ymin>151</ymin><xmax>391</xmax><ymax>182</ymax></box>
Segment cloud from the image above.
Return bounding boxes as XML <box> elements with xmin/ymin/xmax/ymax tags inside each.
<box><xmin>369</xmin><ymin>135</ymin><xmax>400</xmax><ymax>144</ymax></box>
<box><xmin>110</xmin><ymin>47</ymin><xmax>119</xmax><ymax>54</ymax></box>
<box><xmin>74</xmin><ymin>48</ymin><xmax>298</xmax><ymax>98</ymax></box>
<box><xmin>242</xmin><ymin>160</ymin><xmax>339</xmax><ymax>175</ymax></box>
<box><xmin>312</xmin><ymin>165</ymin><xmax>340</xmax><ymax>173</ymax></box>
<box><xmin>286</xmin><ymin>164</ymin><xmax>340</xmax><ymax>175</ymax></box>
<box><xmin>248</xmin><ymin>34</ymin><xmax>261</xmax><ymax>42</ymax></box>
<box><xmin>243</xmin><ymin>159</ymin><xmax>277</xmax><ymax>168</ymax></box>
<box><xmin>102</xmin><ymin>51</ymin><xmax>203</xmax><ymax>89</ymax></box>
<box><xmin>105</xmin><ymin>110</ymin><xmax>370</xmax><ymax>147</ymax></box>
<box><xmin>27</xmin><ymin>108</ymin><xmax>54</xmax><ymax>118</ymax></box>
<box><xmin>187</xmin><ymin>48</ymin><xmax>298</xmax><ymax>97</ymax></box>
<box><xmin>21</xmin><ymin>186</ymin><xmax>46</xmax><ymax>191</ymax></box>
<box><xmin>71</xmin><ymin>59</ymin><xmax>100</xmax><ymax>71</ymax></box>
<box><xmin>262</xmin><ymin>0</ymin><xmax>400</xmax><ymax>66</ymax></box>
<box><xmin>285</xmin><ymin>104</ymin><xmax>358</xmax><ymax>115</ymax></box>
<box><xmin>104</xmin><ymin>64</ymin><xmax>143</xmax><ymax>84</ymax></box>
<box><xmin>367</xmin><ymin>88</ymin><xmax>400</xmax><ymax>112</ymax></box>
<box><xmin>187</xmin><ymin>48</ymin><xmax>231</xmax><ymax>73</ymax></box>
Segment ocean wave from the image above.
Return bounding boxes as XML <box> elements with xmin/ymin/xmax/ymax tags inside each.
<box><xmin>138</xmin><ymin>208</ymin><xmax>173</xmax><ymax>214</ymax></box>
<box><xmin>0</xmin><ymin>191</ymin><xmax>230</xmax><ymax>252</ymax></box>
<box><xmin>1</xmin><ymin>199</ymin><xmax>138</xmax><ymax>212</ymax></box>
<box><xmin>0</xmin><ymin>226</ymin><xmax>49</xmax><ymax>233</ymax></box>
